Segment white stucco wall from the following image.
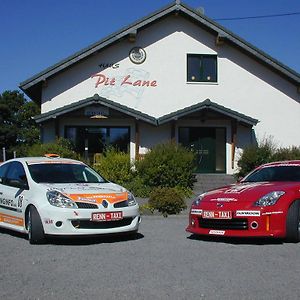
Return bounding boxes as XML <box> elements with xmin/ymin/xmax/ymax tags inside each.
<box><xmin>41</xmin><ymin>15</ymin><xmax>300</xmax><ymax>148</ymax></box>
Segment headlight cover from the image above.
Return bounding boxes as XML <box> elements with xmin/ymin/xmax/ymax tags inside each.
<box><xmin>254</xmin><ymin>191</ymin><xmax>285</xmax><ymax>207</ymax></box>
<box><xmin>127</xmin><ymin>192</ymin><xmax>137</xmax><ymax>206</ymax></box>
<box><xmin>192</xmin><ymin>194</ymin><xmax>204</xmax><ymax>206</ymax></box>
<box><xmin>47</xmin><ymin>190</ymin><xmax>78</xmax><ymax>208</ymax></box>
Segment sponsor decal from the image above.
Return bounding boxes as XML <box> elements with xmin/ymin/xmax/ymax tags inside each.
<box><xmin>209</xmin><ymin>230</ymin><xmax>225</xmax><ymax>235</ymax></box>
<box><xmin>0</xmin><ymin>213</ymin><xmax>24</xmax><ymax>226</ymax></box>
<box><xmin>210</xmin><ymin>198</ymin><xmax>237</xmax><ymax>202</ymax></box>
<box><xmin>224</xmin><ymin>183</ymin><xmax>262</xmax><ymax>194</ymax></box>
<box><xmin>66</xmin><ymin>192</ymin><xmax>128</xmax><ymax>204</ymax></box>
<box><xmin>191</xmin><ymin>209</ymin><xmax>202</xmax><ymax>215</ymax></box>
<box><xmin>27</xmin><ymin>161</ymin><xmax>83</xmax><ymax>165</ymax></box>
<box><xmin>263</xmin><ymin>163</ymin><xmax>300</xmax><ymax>168</ymax></box>
<box><xmin>44</xmin><ymin>218</ymin><xmax>53</xmax><ymax>224</ymax></box>
<box><xmin>0</xmin><ymin>197</ymin><xmax>22</xmax><ymax>212</ymax></box>
<box><xmin>262</xmin><ymin>211</ymin><xmax>284</xmax><ymax>216</ymax></box>
<box><xmin>236</xmin><ymin>210</ymin><xmax>261</xmax><ymax>217</ymax></box>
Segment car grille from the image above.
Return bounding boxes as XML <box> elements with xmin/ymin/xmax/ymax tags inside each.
<box><xmin>114</xmin><ymin>200</ymin><xmax>128</xmax><ymax>208</ymax></box>
<box><xmin>75</xmin><ymin>202</ymin><xmax>98</xmax><ymax>209</ymax></box>
<box><xmin>198</xmin><ymin>218</ymin><xmax>248</xmax><ymax>230</ymax></box>
<box><xmin>71</xmin><ymin>217</ymin><xmax>133</xmax><ymax>229</ymax></box>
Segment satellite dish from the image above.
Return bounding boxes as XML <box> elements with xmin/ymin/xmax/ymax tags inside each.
<box><xmin>196</xmin><ymin>7</ymin><xmax>205</xmax><ymax>15</ymax></box>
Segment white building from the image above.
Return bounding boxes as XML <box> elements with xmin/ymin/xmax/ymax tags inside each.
<box><xmin>20</xmin><ymin>1</ymin><xmax>300</xmax><ymax>174</ymax></box>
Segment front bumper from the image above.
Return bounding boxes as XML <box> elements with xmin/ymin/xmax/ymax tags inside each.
<box><xmin>40</xmin><ymin>205</ymin><xmax>141</xmax><ymax>236</ymax></box>
<box><xmin>186</xmin><ymin>207</ymin><xmax>286</xmax><ymax>238</ymax></box>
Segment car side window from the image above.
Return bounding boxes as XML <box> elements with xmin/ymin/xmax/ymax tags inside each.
<box><xmin>0</xmin><ymin>163</ymin><xmax>10</xmax><ymax>184</ymax></box>
<box><xmin>5</xmin><ymin>162</ymin><xmax>28</xmax><ymax>187</ymax></box>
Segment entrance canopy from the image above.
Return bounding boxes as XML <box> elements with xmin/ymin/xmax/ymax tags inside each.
<box><xmin>158</xmin><ymin>99</ymin><xmax>258</xmax><ymax>127</ymax></box>
<box><xmin>34</xmin><ymin>95</ymin><xmax>258</xmax><ymax>127</ymax></box>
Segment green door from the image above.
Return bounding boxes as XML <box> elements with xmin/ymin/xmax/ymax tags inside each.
<box><xmin>179</xmin><ymin>127</ymin><xmax>226</xmax><ymax>173</ymax></box>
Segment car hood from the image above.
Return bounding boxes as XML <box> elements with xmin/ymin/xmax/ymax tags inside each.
<box><xmin>42</xmin><ymin>182</ymin><xmax>128</xmax><ymax>204</ymax></box>
<box><xmin>201</xmin><ymin>181</ymin><xmax>299</xmax><ymax>203</ymax></box>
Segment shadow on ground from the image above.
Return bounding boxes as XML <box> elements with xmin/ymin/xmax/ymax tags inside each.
<box><xmin>0</xmin><ymin>227</ymin><xmax>144</xmax><ymax>245</ymax></box>
<box><xmin>187</xmin><ymin>233</ymin><xmax>286</xmax><ymax>245</ymax></box>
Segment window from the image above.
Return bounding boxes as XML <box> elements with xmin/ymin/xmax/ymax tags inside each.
<box><xmin>65</xmin><ymin>126</ymin><xmax>130</xmax><ymax>155</ymax></box>
<box><xmin>28</xmin><ymin>163</ymin><xmax>107</xmax><ymax>184</ymax></box>
<box><xmin>5</xmin><ymin>162</ymin><xmax>28</xmax><ymax>187</ymax></box>
<box><xmin>0</xmin><ymin>163</ymin><xmax>10</xmax><ymax>184</ymax></box>
<box><xmin>187</xmin><ymin>54</ymin><xmax>217</xmax><ymax>82</ymax></box>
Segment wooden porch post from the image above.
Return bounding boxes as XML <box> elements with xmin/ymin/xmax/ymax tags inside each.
<box><xmin>171</xmin><ymin>120</ymin><xmax>176</xmax><ymax>142</ymax></box>
<box><xmin>54</xmin><ymin>117</ymin><xmax>60</xmax><ymax>139</ymax></box>
<box><xmin>135</xmin><ymin>120</ymin><xmax>140</xmax><ymax>160</ymax></box>
<box><xmin>231</xmin><ymin>120</ymin><xmax>237</xmax><ymax>169</ymax></box>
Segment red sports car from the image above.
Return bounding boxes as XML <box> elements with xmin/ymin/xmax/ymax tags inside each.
<box><xmin>186</xmin><ymin>160</ymin><xmax>300</xmax><ymax>242</ymax></box>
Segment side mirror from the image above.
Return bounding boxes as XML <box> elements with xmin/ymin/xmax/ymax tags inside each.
<box><xmin>9</xmin><ymin>179</ymin><xmax>29</xmax><ymax>190</ymax></box>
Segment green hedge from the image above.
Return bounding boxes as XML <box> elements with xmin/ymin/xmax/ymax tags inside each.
<box><xmin>136</xmin><ymin>142</ymin><xmax>196</xmax><ymax>196</ymax></box>
<box><xmin>91</xmin><ymin>143</ymin><xmax>196</xmax><ymax>200</ymax></box>
<box><xmin>149</xmin><ymin>187</ymin><xmax>187</xmax><ymax>217</ymax></box>
<box><xmin>23</xmin><ymin>138</ymin><xmax>80</xmax><ymax>160</ymax></box>
<box><xmin>92</xmin><ymin>148</ymin><xmax>134</xmax><ymax>185</ymax></box>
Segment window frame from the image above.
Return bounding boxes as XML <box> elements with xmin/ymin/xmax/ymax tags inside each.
<box><xmin>186</xmin><ymin>54</ymin><xmax>218</xmax><ymax>83</ymax></box>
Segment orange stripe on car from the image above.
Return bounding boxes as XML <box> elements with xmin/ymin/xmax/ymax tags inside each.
<box><xmin>66</xmin><ymin>192</ymin><xmax>128</xmax><ymax>204</ymax></box>
<box><xmin>0</xmin><ymin>213</ymin><xmax>24</xmax><ymax>226</ymax></box>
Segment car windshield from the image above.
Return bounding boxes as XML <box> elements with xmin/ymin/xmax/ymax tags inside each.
<box><xmin>242</xmin><ymin>165</ymin><xmax>300</xmax><ymax>183</ymax></box>
<box><xmin>28</xmin><ymin>163</ymin><xmax>107</xmax><ymax>184</ymax></box>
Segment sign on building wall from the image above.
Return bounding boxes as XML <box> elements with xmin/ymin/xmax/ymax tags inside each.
<box><xmin>84</xmin><ymin>106</ymin><xmax>109</xmax><ymax>118</ymax></box>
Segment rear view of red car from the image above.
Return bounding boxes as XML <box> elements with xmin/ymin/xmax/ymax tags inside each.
<box><xmin>186</xmin><ymin>161</ymin><xmax>300</xmax><ymax>242</ymax></box>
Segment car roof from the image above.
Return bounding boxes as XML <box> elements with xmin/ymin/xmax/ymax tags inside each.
<box><xmin>260</xmin><ymin>160</ymin><xmax>300</xmax><ymax>168</ymax></box>
<box><xmin>2</xmin><ymin>156</ymin><xmax>84</xmax><ymax>165</ymax></box>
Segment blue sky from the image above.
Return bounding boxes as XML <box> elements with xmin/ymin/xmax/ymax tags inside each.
<box><xmin>1</xmin><ymin>0</ymin><xmax>300</xmax><ymax>97</ymax></box>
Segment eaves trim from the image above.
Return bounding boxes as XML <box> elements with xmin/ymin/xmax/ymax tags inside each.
<box><xmin>157</xmin><ymin>99</ymin><xmax>259</xmax><ymax>126</ymax></box>
<box><xmin>33</xmin><ymin>94</ymin><xmax>157</xmax><ymax>125</ymax></box>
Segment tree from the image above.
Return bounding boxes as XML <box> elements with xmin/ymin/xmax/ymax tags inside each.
<box><xmin>0</xmin><ymin>90</ymin><xmax>40</xmax><ymax>155</ymax></box>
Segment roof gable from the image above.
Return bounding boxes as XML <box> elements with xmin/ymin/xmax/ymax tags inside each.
<box><xmin>20</xmin><ymin>1</ymin><xmax>300</xmax><ymax>102</ymax></box>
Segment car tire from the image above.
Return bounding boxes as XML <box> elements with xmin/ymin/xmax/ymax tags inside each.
<box><xmin>27</xmin><ymin>206</ymin><xmax>46</xmax><ymax>244</ymax></box>
<box><xmin>286</xmin><ymin>200</ymin><xmax>300</xmax><ymax>243</ymax></box>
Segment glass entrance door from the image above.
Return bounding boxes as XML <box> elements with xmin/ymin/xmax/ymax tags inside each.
<box><xmin>179</xmin><ymin>127</ymin><xmax>226</xmax><ymax>173</ymax></box>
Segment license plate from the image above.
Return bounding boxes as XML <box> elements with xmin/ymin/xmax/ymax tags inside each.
<box><xmin>91</xmin><ymin>212</ymin><xmax>123</xmax><ymax>222</ymax></box>
<box><xmin>202</xmin><ymin>210</ymin><xmax>232</xmax><ymax>219</ymax></box>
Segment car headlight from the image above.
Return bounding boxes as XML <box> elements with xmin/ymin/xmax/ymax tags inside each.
<box><xmin>254</xmin><ymin>191</ymin><xmax>285</xmax><ymax>207</ymax></box>
<box><xmin>192</xmin><ymin>195</ymin><xmax>204</xmax><ymax>206</ymax></box>
<box><xmin>127</xmin><ymin>192</ymin><xmax>137</xmax><ymax>206</ymax></box>
<box><xmin>46</xmin><ymin>190</ymin><xmax>78</xmax><ymax>208</ymax></box>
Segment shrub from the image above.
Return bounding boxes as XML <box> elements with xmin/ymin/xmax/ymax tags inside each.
<box><xmin>148</xmin><ymin>187</ymin><xmax>187</xmax><ymax>217</ymax></box>
<box><xmin>25</xmin><ymin>138</ymin><xmax>80</xmax><ymax>160</ymax></box>
<box><xmin>272</xmin><ymin>146</ymin><xmax>300</xmax><ymax>161</ymax></box>
<box><xmin>136</xmin><ymin>142</ymin><xmax>196</xmax><ymax>196</ymax></box>
<box><xmin>236</xmin><ymin>138</ymin><xmax>300</xmax><ymax>179</ymax></box>
<box><xmin>236</xmin><ymin>138</ymin><xmax>276</xmax><ymax>178</ymax></box>
<box><xmin>92</xmin><ymin>147</ymin><xmax>133</xmax><ymax>185</ymax></box>
<box><xmin>123</xmin><ymin>176</ymin><xmax>152</xmax><ymax>198</ymax></box>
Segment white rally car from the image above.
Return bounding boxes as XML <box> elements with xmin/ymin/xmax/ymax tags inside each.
<box><xmin>0</xmin><ymin>155</ymin><xmax>141</xmax><ymax>244</ymax></box>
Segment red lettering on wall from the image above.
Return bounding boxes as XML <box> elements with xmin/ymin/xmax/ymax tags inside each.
<box><xmin>91</xmin><ymin>73</ymin><xmax>158</xmax><ymax>88</ymax></box>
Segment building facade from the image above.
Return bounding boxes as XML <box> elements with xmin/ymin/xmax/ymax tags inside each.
<box><xmin>20</xmin><ymin>1</ymin><xmax>300</xmax><ymax>174</ymax></box>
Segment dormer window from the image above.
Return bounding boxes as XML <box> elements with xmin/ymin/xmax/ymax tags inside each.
<box><xmin>187</xmin><ymin>54</ymin><xmax>217</xmax><ymax>83</ymax></box>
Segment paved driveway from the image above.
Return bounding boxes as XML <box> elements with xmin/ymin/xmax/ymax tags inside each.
<box><xmin>1</xmin><ymin>215</ymin><xmax>300</xmax><ymax>300</ymax></box>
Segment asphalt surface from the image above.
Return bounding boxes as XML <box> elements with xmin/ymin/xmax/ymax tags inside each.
<box><xmin>1</xmin><ymin>215</ymin><xmax>300</xmax><ymax>300</ymax></box>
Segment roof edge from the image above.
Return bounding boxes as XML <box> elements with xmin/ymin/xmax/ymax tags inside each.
<box><xmin>157</xmin><ymin>99</ymin><xmax>259</xmax><ymax>126</ymax></box>
<box><xmin>34</xmin><ymin>94</ymin><xmax>157</xmax><ymax>125</ymax></box>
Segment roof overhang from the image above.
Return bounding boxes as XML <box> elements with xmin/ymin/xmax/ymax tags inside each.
<box><xmin>34</xmin><ymin>96</ymin><xmax>258</xmax><ymax>128</ymax></box>
<box><xmin>33</xmin><ymin>94</ymin><xmax>157</xmax><ymax>125</ymax></box>
<box><xmin>158</xmin><ymin>99</ymin><xmax>258</xmax><ymax>126</ymax></box>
